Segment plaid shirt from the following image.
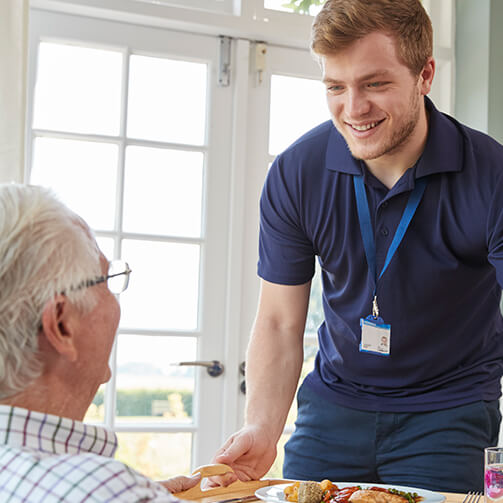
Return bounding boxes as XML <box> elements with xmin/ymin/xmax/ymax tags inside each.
<box><xmin>0</xmin><ymin>405</ymin><xmax>180</xmax><ymax>502</ymax></box>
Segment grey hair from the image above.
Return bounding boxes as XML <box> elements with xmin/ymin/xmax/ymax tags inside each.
<box><xmin>0</xmin><ymin>183</ymin><xmax>102</xmax><ymax>399</ymax></box>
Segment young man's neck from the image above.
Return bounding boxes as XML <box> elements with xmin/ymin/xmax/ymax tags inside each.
<box><xmin>365</xmin><ymin>160</ymin><xmax>413</xmax><ymax>189</ymax></box>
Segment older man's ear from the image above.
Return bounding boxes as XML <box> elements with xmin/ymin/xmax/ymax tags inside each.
<box><xmin>40</xmin><ymin>295</ymin><xmax>78</xmax><ymax>363</ymax></box>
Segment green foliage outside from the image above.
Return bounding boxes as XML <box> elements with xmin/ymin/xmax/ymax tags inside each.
<box><xmin>93</xmin><ymin>389</ymin><xmax>193</xmax><ymax>417</ymax></box>
<box><xmin>306</xmin><ymin>265</ymin><xmax>324</xmax><ymax>334</ymax></box>
<box><xmin>282</xmin><ymin>0</ymin><xmax>325</xmax><ymax>14</ymax></box>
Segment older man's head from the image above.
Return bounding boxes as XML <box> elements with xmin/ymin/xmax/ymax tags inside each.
<box><xmin>0</xmin><ymin>184</ymin><xmax>120</xmax><ymax>419</ymax></box>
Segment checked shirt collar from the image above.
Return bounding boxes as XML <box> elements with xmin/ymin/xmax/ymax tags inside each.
<box><xmin>0</xmin><ymin>405</ymin><xmax>118</xmax><ymax>457</ymax></box>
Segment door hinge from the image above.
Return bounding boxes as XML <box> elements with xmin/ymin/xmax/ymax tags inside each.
<box><xmin>218</xmin><ymin>35</ymin><xmax>232</xmax><ymax>87</ymax></box>
<box><xmin>254</xmin><ymin>42</ymin><xmax>267</xmax><ymax>86</ymax></box>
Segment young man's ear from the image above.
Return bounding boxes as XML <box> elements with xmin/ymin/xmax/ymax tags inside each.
<box><xmin>40</xmin><ymin>295</ymin><xmax>78</xmax><ymax>362</ymax></box>
<box><xmin>419</xmin><ymin>57</ymin><xmax>435</xmax><ymax>95</ymax></box>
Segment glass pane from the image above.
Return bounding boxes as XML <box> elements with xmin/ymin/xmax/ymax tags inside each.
<box><xmin>123</xmin><ymin>146</ymin><xmax>203</xmax><ymax>237</ymax></box>
<box><xmin>306</xmin><ymin>264</ymin><xmax>323</xmax><ymax>336</ymax></box>
<box><xmin>285</xmin><ymin>337</ymin><xmax>317</xmax><ymax>428</ymax></box>
<box><xmin>127</xmin><ymin>55</ymin><xmax>207</xmax><ymax>145</ymax></box>
<box><xmin>116</xmin><ymin>432</ymin><xmax>192</xmax><ymax>480</ymax></box>
<box><xmin>269</xmin><ymin>75</ymin><xmax>327</xmax><ymax>156</ymax></box>
<box><xmin>266</xmin><ymin>433</ymin><xmax>290</xmax><ymax>478</ymax></box>
<box><xmin>119</xmin><ymin>240</ymin><xmax>200</xmax><ymax>330</ymax></box>
<box><xmin>264</xmin><ymin>0</ymin><xmax>324</xmax><ymax>15</ymax></box>
<box><xmin>96</xmin><ymin>237</ymin><xmax>115</xmax><ymax>261</ymax></box>
<box><xmin>284</xmin><ymin>266</ymin><xmax>322</xmax><ymax>428</ymax></box>
<box><xmin>84</xmin><ymin>384</ymin><xmax>105</xmax><ymax>423</ymax></box>
<box><xmin>116</xmin><ymin>334</ymin><xmax>196</xmax><ymax>423</ymax></box>
<box><xmin>33</xmin><ymin>42</ymin><xmax>122</xmax><ymax>135</ymax></box>
<box><xmin>30</xmin><ymin>137</ymin><xmax>118</xmax><ymax>230</ymax></box>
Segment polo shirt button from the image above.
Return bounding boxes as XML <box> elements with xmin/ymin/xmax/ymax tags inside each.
<box><xmin>381</xmin><ymin>227</ymin><xmax>389</xmax><ymax>236</ymax></box>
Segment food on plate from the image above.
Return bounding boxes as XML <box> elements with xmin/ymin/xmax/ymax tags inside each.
<box><xmin>284</xmin><ymin>481</ymin><xmax>300</xmax><ymax>502</ymax></box>
<box><xmin>283</xmin><ymin>482</ymin><xmax>422</xmax><ymax>503</ymax></box>
<box><xmin>298</xmin><ymin>481</ymin><xmax>324</xmax><ymax>503</ymax></box>
<box><xmin>349</xmin><ymin>490</ymin><xmax>413</xmax><ymax>503</ymax></box>
<box><xmin>284</xmin><ymin>480</ymin><xmax>334</xmax><ymax>503</ymax></box>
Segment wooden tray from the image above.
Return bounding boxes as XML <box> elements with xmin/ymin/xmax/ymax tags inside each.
<box><xmin>174</xmin><ymin>463</ymin><xmax>287</xmax><ymax>502</ymax></box>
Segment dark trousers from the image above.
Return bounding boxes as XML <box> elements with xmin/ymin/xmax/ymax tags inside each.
<box><xmin>284</xmin><ymin>382</ymin><xmax>501</xmax><ymax>492</ymax></box>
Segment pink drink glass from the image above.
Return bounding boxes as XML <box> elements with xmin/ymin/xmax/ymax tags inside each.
<box><xmin>485</xmin><ymin>447</ymin><xmax>503</xmax><ymax>503</ymax></box>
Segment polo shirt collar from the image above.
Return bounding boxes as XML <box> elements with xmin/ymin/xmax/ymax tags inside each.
<box><xmin>325</xmin><ymin>96</ymin><xmax>463</xmax><ymax>179</ymax></box>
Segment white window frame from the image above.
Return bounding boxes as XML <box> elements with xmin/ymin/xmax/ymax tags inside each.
<box><xmin>26</xmin><ymin>7</ymin><xmax>239</xmax><ymax>469</ymax></box>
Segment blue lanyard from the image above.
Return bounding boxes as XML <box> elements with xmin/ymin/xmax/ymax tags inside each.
<box><xmin>353</xmin><ymin>174</ymin><xmax>427</xmax><ymax>314</ymax></box>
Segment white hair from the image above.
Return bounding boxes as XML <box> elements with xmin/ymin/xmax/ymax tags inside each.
<box><xmin>0</xmin><ymin>183</ymin><xmax>102</xmax><ymax>399</ymax></box>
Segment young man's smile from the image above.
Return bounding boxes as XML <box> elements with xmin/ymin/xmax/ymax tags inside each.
<box><xmin>321</xmin><ymin>31</ymin><xmax>434</xmax><ymax>179</ymax></box>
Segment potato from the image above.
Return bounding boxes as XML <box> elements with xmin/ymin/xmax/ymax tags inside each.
<box><xmin>284</xmin><ymin>482</ymin><xmax>300</xmax><ymax>502</ymax></box>
<box><xmin>320</xmin><ymin>480</ymin><xmax>333</xmax><ymax>492</ymax></box>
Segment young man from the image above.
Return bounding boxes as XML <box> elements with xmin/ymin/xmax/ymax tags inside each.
<box><xmin>214</xmin><ymin>0</ymin><xmax>503</xmax><ymax>493</ymax></box>
<box><xmin>0</xmin><ymin>184</ymin><xmax>199</xmax><ymax>502</ymax></box>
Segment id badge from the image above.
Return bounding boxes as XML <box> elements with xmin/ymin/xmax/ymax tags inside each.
<box><xmin>359</xmin><ymin>315</ymin><xmax>391</xmax><ymax>356</ymax></box>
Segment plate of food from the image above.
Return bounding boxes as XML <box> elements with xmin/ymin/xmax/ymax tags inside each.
<box><xmin>255</xmin><ymin>481</ymin><xmax>445</xmax><ymax>503</ymax></box>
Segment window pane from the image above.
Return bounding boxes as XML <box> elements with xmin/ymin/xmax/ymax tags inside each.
<box><xmin>30</xmin><ymin>137</ymin><xmax>118</xmax><ymax>230</ymax></box>
<box><xmin>96</xmin><ymin>237</ymin><xmax>115</xmax><ymax>261</ymax></box>
<box><xmin>123</xmin><ymin>146</ymin><xmax>203</xmax><ymax>237</ymax></box>
<box><xmin>284</xmin><ymin>266</ymin><xmax>321</xmax><ymax>428</ymax></box>
<box><xmin>266</xmin><ymin>433</ymin><xmax>290</xmax><ymax>478</ymax></box>
<box><xmin>116</xmin><ymin>334</ymin><xmax>195</xmax><ymax>423</ymax></box>
<box><xmin>269</xmin><ymin>75</ymin><xmax>327</xmax><ymax>155</ymax></box>
<box><xmin>127</xmin><ymin>55</ymin><xmax>207</xmax><ymax>145</ymax></box>
<box><xmin>119</xmin><ymin>240</ymin><xmax>200</xmax><ymax>330</ymax></box>
<box><xmin>285</xmin><ymin>337</ymin><xmax>317</xmax><ymax>428</ymax></box>
<box><xmin>84</xmin><ymin>384</ymin><xmax>105</xmax><ymax>423</ymax></box>
<box><xmin>115</xmin><ymin>432</ymin><xmax>192</xmax><ymax>480</ymax></box>
<box><xmin>33</xmin><ymin>42</ymin><xmax>122</xmax><ymax>135</ymax></box>
<box><xmin>306</xmin><ymin>264</ymin><xmax>323</xmax><ymax>336</ymax></box>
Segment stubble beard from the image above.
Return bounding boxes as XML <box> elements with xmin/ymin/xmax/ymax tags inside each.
<box><xmin>344</xmin><ymin>89</ymin><xmax>421</xmax><ymax>162</ymax></box>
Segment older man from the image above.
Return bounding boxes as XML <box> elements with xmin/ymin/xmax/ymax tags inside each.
<box><xmin>0</xmin><ymin>183</ymin><xmax>199</xmax><ymax>502</ymax></box>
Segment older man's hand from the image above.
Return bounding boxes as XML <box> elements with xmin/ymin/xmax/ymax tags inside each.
<box><xmin>160</xmin><ymin>472</ymin><xmax>201</xmax><ymax>493</ymax></box>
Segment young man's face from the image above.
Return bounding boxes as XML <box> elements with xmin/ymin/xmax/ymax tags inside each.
<box><xmin>321</xmin><ymin>31</ymin><xmax>432</xmax><ymax>166</ymax></box>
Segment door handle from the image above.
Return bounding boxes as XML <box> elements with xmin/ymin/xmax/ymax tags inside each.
<box><xmin>173</xmin><ymin>360</ymin><xmax>224</xmax><ymax>377</ymax></box>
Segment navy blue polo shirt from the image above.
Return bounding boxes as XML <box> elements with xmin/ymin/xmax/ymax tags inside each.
<box><xmin>258</xmin><ymin>97</ymin><xmax>503</xmax><ymax>412</ymax></box>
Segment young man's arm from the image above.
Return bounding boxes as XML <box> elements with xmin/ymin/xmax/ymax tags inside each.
<box><xmin>213</xmin><ymin>279</ymin><xmax>311</xmax><ymax>482</ymax></box>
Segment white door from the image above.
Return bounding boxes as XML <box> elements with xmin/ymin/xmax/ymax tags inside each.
<box><xmin>27</xmin><ymin>8</ymin><xmax>234</xmax><ymax>477</ymax></box>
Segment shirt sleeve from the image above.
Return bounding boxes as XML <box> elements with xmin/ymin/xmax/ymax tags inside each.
<box><xmin>257</xmin><ymin>154</ymin><xmax>315</xmax><ymax>285</ymax></box>
<box><xmin>69</xmin><ymin>456</ymin><xmax>180</xmax><ymax>502</ymax></box>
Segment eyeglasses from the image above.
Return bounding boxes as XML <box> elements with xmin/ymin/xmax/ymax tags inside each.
<box><xmin>70</xmin><ymin>260</ymin><xmax>132</xmax><ymax>295</ymax></box>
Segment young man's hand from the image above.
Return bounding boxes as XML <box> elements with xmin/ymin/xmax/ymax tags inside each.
<box><xmin>208</xmin><ymin>424</ymin><xmax>278</xmax><ymax>486</ymax></box>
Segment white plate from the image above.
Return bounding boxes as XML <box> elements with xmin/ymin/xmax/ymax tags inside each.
<box><xmin>255</xmin><ymin>483</ymin><xmax>445</xmax><ymax>503</ymax></box>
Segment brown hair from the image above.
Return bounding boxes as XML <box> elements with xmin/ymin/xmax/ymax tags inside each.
<box><xmin>311</xmin><ymin>0</ymin><xmax>433</xmax><ymax>76</ymax></box>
